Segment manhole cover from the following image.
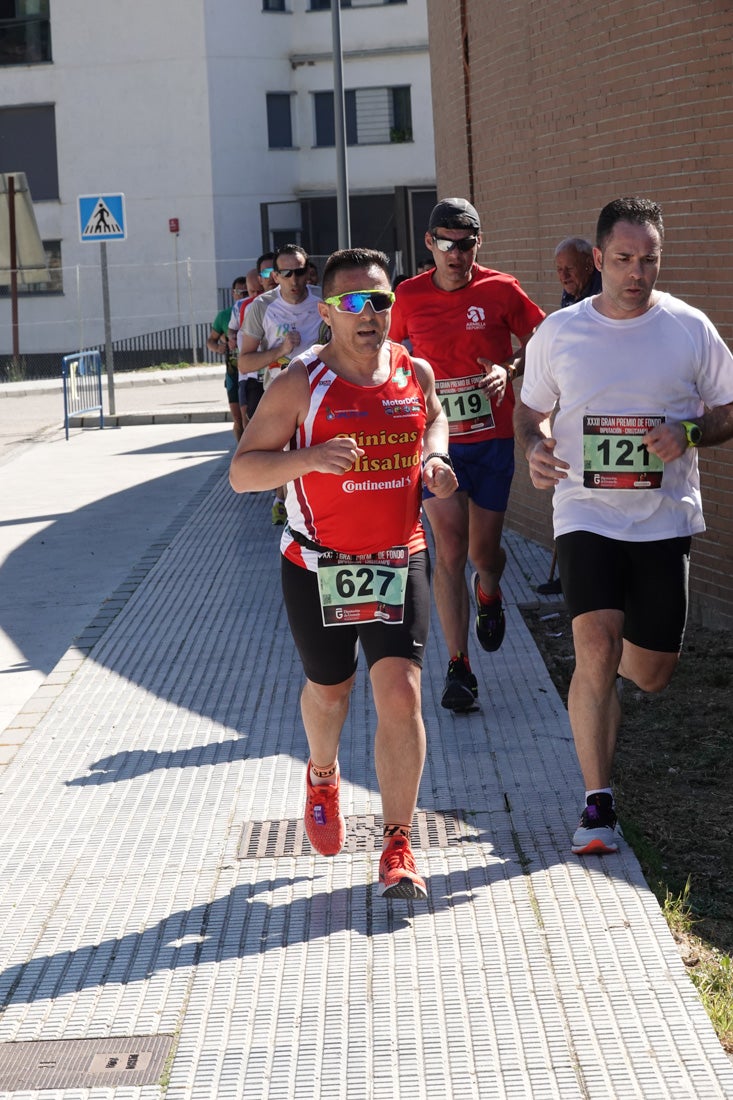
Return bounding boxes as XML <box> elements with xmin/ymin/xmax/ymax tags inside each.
<box><xmin>0</xmin><ymin>1034</ymin><xmax>174</xmax><ymax>1091</ymax></box>
<box><xmin>239</xmin><ymin>808</ymin><xmax>478</xmax><ymax>859</ymax></box>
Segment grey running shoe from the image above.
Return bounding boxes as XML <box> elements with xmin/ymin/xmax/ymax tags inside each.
<box><xmin>571</xmin><ymin>793</ymin><xmax>619</xmax><ymax>855</ymax></box>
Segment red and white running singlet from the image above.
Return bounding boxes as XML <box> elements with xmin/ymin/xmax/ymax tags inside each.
<box><xmin>281</xmin><ymin>342</ymin><xmax>428</xmax><ymax>571</ymax></box>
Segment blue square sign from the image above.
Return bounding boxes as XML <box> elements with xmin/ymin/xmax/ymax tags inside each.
<box><xmin>78</xmin><ymin>193</ymin><xmax>126</xmax><ymax>242</ymax></box>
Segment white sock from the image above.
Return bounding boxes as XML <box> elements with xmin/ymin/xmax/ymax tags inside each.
<box><xmin>585</xmin><ymin>788</ymin><xmax>614</xmax><ymax>803</ymax></box>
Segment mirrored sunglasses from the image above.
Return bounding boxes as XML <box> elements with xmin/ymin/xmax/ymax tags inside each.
<box><xmin>276</xmin><ymin>265</ymin><xmax>308</xmax><ymax>278</ymax></box>
<box><xmin>259</xmin><ymin>267</ymin><xmax>274</xmax><ymax>278</ymax></box>
<box><xmin>323</xmin><ymin>289</ymin><xmax>396</xmax><ymax>314</ymax></box>
<box><xmin>431</xmin><ymin>234</ymin><xmax>478</xmax><ymax>253</ymax></box>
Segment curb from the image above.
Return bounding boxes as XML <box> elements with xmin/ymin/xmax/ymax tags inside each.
<box><xmin>69</xmin><ymin>411</ymin><xmax>233</xmax><ymax>427</ymax></box>
<box><xmin>0</xmin><ymin>365</ymin><xmax>225</xmax><ymax>398</ymax></box>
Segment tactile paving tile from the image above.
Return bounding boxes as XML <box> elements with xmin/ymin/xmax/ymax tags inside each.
<box><xmin>0</xmin><ymin>478</ymin><xmax>731</xmax><ymax>1099</ymax></box>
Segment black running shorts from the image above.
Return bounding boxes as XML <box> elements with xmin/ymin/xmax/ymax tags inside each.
<box><xmin>238</xmin><ymin>377</ymin><xmax>264</xmax><ymax>420</ymax></box>
<box><xmin>281</xmin><ymin>550</ymin><xmax>431</xmax><ymax>685</ymax></box>
<box><xmin>556</xmin><ymin>531</ymin><xmax>691</xmax><ymax>653</ymax></box>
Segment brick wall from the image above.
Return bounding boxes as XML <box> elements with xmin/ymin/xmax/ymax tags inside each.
<box><xmin>426</xmin><ymin>0</ymin><xmax>733</xmax><ymax>627</ymax></box>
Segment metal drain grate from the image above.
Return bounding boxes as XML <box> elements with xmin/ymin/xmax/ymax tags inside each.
<box><xmin>0</xmin><ymin>1034</ymin><xmax>174</xmax><ymax>1091</ymax></box>
<box><xmin>239</xmin><ymin>808</ymin><xmax>478</xmax><ymax>859</ymax></box>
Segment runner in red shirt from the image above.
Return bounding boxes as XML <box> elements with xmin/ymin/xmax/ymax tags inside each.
<box><xmin>230</xmin><ymin>247</ymin><xmax>457</xmax><ymax>900</ymax></box>
<box><xmin>390</xmin><ymin>199</ymin><xmax>545</xmax><ymax>712</ymax></box>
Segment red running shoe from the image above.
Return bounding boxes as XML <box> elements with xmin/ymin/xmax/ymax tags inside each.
<box><xmin>304</xmin><ymin>763</ymin><xmax>345</xmax><ymax>856</ymax></box>
<box><xmin>377</xmin><ymin>836</ymin><xmax>427</xmax><ymax>900</ymax></box>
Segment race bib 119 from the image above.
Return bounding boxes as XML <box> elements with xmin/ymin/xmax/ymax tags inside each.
<box><xmin>436</xmin><ymin>374</ymin><xmax>495</xmax><ymax>436</ymax></box>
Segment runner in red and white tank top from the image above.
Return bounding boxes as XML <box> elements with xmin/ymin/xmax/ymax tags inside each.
<box><xmin>230</xmin><ymin>247</ymin><xmax>457</xmax><ymax>901</ymax></box>
<box><xmin>282</xmin><ymin>341</ymin><xmax>427</xmax><ymax>570</ymax></box>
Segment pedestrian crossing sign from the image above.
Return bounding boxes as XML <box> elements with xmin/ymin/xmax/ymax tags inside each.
<box><xmin>78</xmin><ymin>193</ymin><xmax>127</xmax><ymax>242</ymax></box>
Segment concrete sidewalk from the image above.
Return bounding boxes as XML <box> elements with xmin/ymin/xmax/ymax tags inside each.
<box><xmin>0</xmin><ymin>376</ymin><xmax>731</xmax><ymax>1098</ymax></box>
<box><xmin>0</xmin><ymin>368</ymin><xmax>234</xmax><ymax>738</ymax></box>
<box><xmin>0</xmin><ymin>366</ymin><xmax>230</xmax><ymax>459</ymax></box>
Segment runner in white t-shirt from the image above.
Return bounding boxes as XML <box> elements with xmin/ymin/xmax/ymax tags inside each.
<box><xmin>238</xmin><ymin>244</ymin><xmax>323</xmax><ymax>525</ymax></box>
<box><xmin>515</xmin><ymin>196</ymin><xmax>733</xmax><ymax>857</ymax></box>
<box><xmin>229</xmin><ymin>256</ymin><xmax>277</xmax><ymax>429</ymax></box>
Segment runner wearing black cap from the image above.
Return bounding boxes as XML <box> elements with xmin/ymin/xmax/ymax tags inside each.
<box><xmin>390</xmin><ymin>198</ymin><xmax>545</xmax><ymax>712</ymax></box>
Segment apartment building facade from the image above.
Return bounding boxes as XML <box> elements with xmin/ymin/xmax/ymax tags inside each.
<box><xmin>0</xmin><ymin>0</ymin><xmax>436</xmax><ymax>354</ymax></box>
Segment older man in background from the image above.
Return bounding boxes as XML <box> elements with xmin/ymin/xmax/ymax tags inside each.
<box><xmin>555</xmin><ymin>236</ymin><xmax>602</xmax><ymax>308</ymax></box>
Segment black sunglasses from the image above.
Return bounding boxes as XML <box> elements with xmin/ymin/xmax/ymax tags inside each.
<box><xmin>276</xmin><ymin>265</ymin><xmax>308</xmax><ymax>278</ymax></box>
<box><xmin>431</xmin><ymin>235</ymin><xmax>478</xmax><ymax>253</ymax></box>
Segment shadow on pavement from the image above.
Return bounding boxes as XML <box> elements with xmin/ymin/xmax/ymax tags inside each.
<box><xmin>0</xmin><ymin>863</ymin><xmax>519</xmax><ymax>1007</ymax></box>
<box><xmin>0</xmin><ymin>431</ymin><xmax>231</xmax><ymax>682</ymax></box>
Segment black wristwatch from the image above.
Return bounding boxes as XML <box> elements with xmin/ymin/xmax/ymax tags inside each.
<box><xmin>423</xmin><ymin>451</ymin><xmax>455</xmax><ymax>471</ymax></box>
<box><xmin>681</xmin><ymin>420</ymin><xmax>702</xmax><ymax>447</ymax></box>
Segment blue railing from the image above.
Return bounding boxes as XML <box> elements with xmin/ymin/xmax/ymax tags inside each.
<box><xmin>62</xmin><ymin>350</ymin><xmax>104</xmax><ymax>440</ymax></box>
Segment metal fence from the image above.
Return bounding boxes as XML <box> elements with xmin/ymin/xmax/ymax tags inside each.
<box><xmin>98</xmin><ymin>322</ymin><xmax>217</xmax><ymax>373</ymax></box>
<box><xmin>0</xmin><ymin>322</ymin><xmax>219</xmax><ymax>383</ymax></box>
<box><xmin>61</xmin><ymin>350</ymin><xmax>104</xmax><ymax>439</ymax></box>
<box><xmin>0</xmin><ymin>254</ymin><xmax>341</xmax><ymax>384</ymax></box>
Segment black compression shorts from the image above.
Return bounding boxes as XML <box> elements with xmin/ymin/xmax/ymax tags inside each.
<box><xmin>281</xmin><ymin>550</ymin><xmax>431</xmax><ymax>685</ymax></box>
<box><xmin>556</xmin><ymin>531</ymin><xmax>691</xmax><ymax>653</ymax></box>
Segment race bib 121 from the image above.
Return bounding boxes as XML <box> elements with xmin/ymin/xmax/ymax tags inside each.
<box><xmin>583</xmin><ymin>414</ymin><xmax>664</xmax><ymax>489</ymax></box>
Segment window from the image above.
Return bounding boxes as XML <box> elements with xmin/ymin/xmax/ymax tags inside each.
<box><xmin>262</xmin><ymin>0</ymin><xmax>286</xmax><ymax>9</ymax></box>
<box><xmin>313</xmin><ymin>86</ymin><xmax>412</xmax><ymax>147</ymax></box>
<box><xmin>0</xmin><ymin>0</ymin><xmax>51</xmax><ymax>65</ymax></box>
<box><xmin>0</xmin><ymin>104</ymin><xmax>58</xmax><ymax>199</ymax></box>
<box><xmin>390</xmin><ymin>85</ymin><xmax>412</xmax><ymax>143</ymax></box>
<box><xmin>314</xmin><ymin>90</ymin><xmax>357</xmax><ymax>147</ymax></box>
<box><xmin>0</xmin><ymin>239</ymin><xmax>62</xmax><ymax>296</ymax></box>
<box><xmin>266</xmin><ymin>93</ymin><xmax>293</xmax><ymax>148</ymax></box>
<box><xmin>310</xmin><ymin>1</ymin><xmax>405</xmax><ymax>9</ymax></box>
<box><xmin>272</xmin><ymin>230</ymin><xmax>302</xmax><ymax>251</ymax></box>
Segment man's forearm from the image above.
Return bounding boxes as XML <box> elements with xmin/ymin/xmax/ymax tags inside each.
<box><xmin>504</xmin><ymin>325</ymin><xmax>540</xmax><ymax>380</ymax></box>
<box><xmin>422</xmin><ymin>416</ymin><xmax>451</xmax><ymax>460</ymax></box>
<box><xmin>238</xmin><ymin>344</ymin><xmax>286</xmax><ymax>374</ymax></box>
<box><xmin>514</xmin><ymin>401</ymin><xmax>551</xmax><ymax>457</ymax></box>
<box><xmin>207</xmin><ymin>333</ymin><xmax>227</xmax><ymax>355</ymax></box>
<box><xmin>696</xmin><ymin>403</ymin><xmax>733</xmax><ymax>447</ymax></box>
<box><xmin>230</xmin><ymin>447</ymin><xmax>303</xmax><ymax>493</ymax></box>
<box><xmin>503</xmin><ymin>347</ymin><xmax>526</xmax><ymax>381</ymax></box>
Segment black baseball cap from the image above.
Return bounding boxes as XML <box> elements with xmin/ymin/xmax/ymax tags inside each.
<box><xmin>428</xmin><ymin>197</ymin><xmax>481</xmax><ymax>233</ymax></box>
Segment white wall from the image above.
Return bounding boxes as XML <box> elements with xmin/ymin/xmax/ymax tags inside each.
<box><xmin>3</xmin><ymin>0</ymin><xmax>217</xmax><ymax>352</ymax></box>
<box><xmin>0</xmin><ymin>0</ymin><xmax>435</xmax><ymax>355</ymax></box>
<box><xmin>206</xmin><ymin>0</ymin><xmax>435</xmax><ymax>286</ymax></box>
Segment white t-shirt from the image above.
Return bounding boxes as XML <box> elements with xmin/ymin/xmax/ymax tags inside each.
<box><xmin>241</xmin><ymin>285</ymin><xmax>323</xmax><ymax>385</ymax></box>
<box><xmin>230</xmin><ymin>297</ymin><xmax>258</xmax><ymax>381</ymax></box>
<box><xmin>521</xmin><ymin>292</ymin><xmax>733</xmax><ymax>541</ymax></box>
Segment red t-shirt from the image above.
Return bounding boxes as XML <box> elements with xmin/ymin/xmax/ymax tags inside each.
<box><xmin>390</xmin><ymin>265</ymin><xmax>544</xmax><ymax>442</ymax></box>
<box><xmin>282</xmin><ymin>342</ymin><xmax>428</xmax><ymax>570</ymax></box>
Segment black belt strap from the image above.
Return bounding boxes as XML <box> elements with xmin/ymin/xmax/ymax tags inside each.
<box><xmin>285</xmin><ymin>525</ymin><xmax>338</xmax><ymax>556</ymax></box>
